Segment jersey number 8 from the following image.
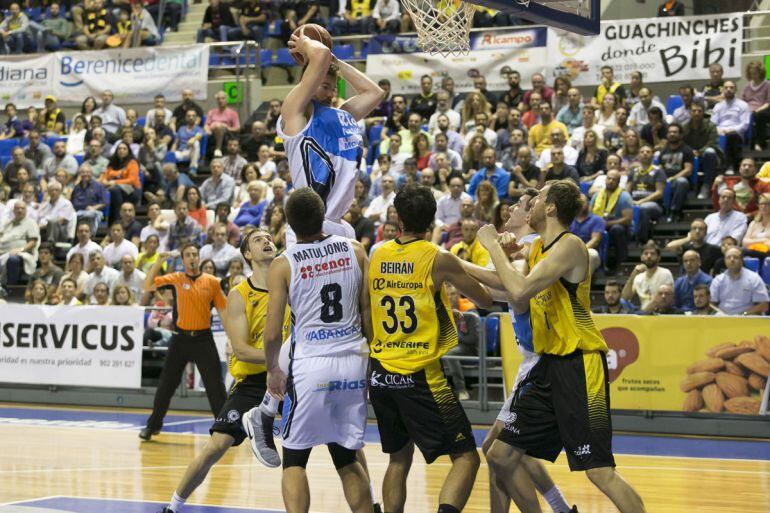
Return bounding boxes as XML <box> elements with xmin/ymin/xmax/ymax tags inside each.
<box><xmin>380</xmin><ymin>295</ymin><xmax>417</xmax><ymax>334</ymax></box>
<box><xmin>320</xmin><ymin>283</ymin><xmax>343</xmax><ymax>323</ymax></box>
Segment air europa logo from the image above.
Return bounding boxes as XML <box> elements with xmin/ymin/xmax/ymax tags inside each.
<box><xmin>58</xmin><ymin>51</ymin><xmax>203</xmax><ymax>87</ymax></box>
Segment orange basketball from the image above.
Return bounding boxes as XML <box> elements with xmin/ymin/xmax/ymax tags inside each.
<box><xmin>291</xmin><ymin>23</ymin><xmax>333</xmax><ymax>65</ymax></box>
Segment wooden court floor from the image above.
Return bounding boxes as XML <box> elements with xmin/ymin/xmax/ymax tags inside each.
<box><xmin>0</xmin><ymin>404</ymin><xmax>768</xmax><ymax>513</ymax></box>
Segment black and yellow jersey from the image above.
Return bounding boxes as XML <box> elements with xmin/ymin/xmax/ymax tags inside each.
<box><xmin>228</xmin><ymin>277</ymin><xmax>290</xmax><ymax>382</ymax></box>
<box><xmin>526</xmin><ymin>233</ymin><xmax>608</xmax><ymax>356</ymax></box>
<box><xmin>369</xmin><ymin>239</ymin><xmax>457</xmax><ymax>374</ymax></box>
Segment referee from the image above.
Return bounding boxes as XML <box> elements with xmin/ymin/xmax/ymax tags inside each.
<box><xmin>140</xmin><ymin>243</ymin><xmax>228</xmax><ymax>441</ymax></box>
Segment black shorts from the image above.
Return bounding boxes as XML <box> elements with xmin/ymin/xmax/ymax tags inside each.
<box><xmin>497</xmin><ymin>350</ymin><xmax>615</xmax><ymax>471</ymax></box>
<box><xmin>210</xmin><ymin>372</ymin><xmax>267</xmax><ymax>446</ymax></box>
<box><xmin>368</xmin><ymin>358</ymin><xmax>476</xmax><ymax>464</ymax></box>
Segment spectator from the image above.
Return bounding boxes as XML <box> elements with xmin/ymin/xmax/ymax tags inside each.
<box><xmin>71</xmin><ymin>164</ymin><xmax>109</xmax><ymax>234</ymax></box>
<box><xmin>200</xmin><ymin>159</ymin><xmax>235</xmax><ymax>209</ymax></box>
<box><xmin>100</xmin><ymin>142</ymin><xmax>141</xmax><ymax>224</ymax></box>
<box><xmin>370</xmin><ymin>220</ymin><xmax>398</xmax><ymax>256</ymax></box>
<box><xmin>472</xmin><ymin>76</ymin><xmax>497</xmax><ymax>111</ymax></box>
<box><xmin>569</xmin><ymin>105</ymin><xmax>604</xmax><ymax>150</ymax></box>
<box><xmin>266</xmin><ymin>205</ymin><xmax>286</xmax><ymax>250</ymax></box>
<box><xmin>197</xmin><ymin>0</ymin><xmax>238</xmax><ymax>43</ymax></box>
<box><xmin>82</xmin><ymin>249</ymin><xmax>120</xmax><ymax>300</ymax></box>
<box><xmin>575</xmin><ymin>129</ymin><xmax>608</xmax><ymax>182</ymax></box>
<box><xmin>137</xmin><ymin>129</ymin><xmax>166</xmax><ymax>199</ymax></box>
<box><xmin>93</xmin><ymin>90</ymin><xmax>127</xmax><ymax>139</ymax></box>
<box><xmin>496</xmin><ymin>108</ymin><xmax>526</xmax><ymax>152</ymax></box>
<box><xmin>89</xmin><ymin>127</ymin><xmax>112</xmax><ymax>157</ymax></box>
<box><xmin>383</xmin><ymin>94</ymin><xmax>409</xmax><ymax>136</ymax></box>
<box><xmin>185</xmin><ymin>186</ymin><xmax>207</xmax><ymax>228</ymax></box>
<box><xmin>4</xmin><ymin>147</ymin><xmax>36</xmax><ymax>192</ymax></box>
<box><xmin>569</xmin><ymin>196</ymin><xmax>605</xmax><ymax>272</ymax></box>
<box><xmin>434</xmin><ymin>174</ymin><xmax>471</xmax><ymax>234</ymax></box>
<box><xmin>90</xmin><ymin>281</ymin><xmax>111</xmax><ymax>305</ymax></box>
<box><xmin>621</xmin><ymin>240</ymin><xmax>674</xmax><ymax>310</ymax></box>
<box><xmin>591</xmin><ymin>169</ymin><xmax>633</xmax><ymax>272</ymax></box>
<box><xmin>80</xmin><ymin>96</ymin><xmax>98</xmax><ymax>124</ymax></box>
<box><xmin>237</xmin><ymin>0</ymin><xmax>267</xmax><ymax>41</ymax></box>
<box><xmin>597</xmin><ymin>280</ymin><xmax>634</xmax><ymax>314</ymax></box>
<box><xmin>528</xmin><ymin>103</ymin><xmax>568</xmax><ymax>155</ymax></box>
<box><xmin>658</xmin><ymin>123</ymin><xmax>694</xmax><ymax>222</ymax></box>
<box><xmin>689</xmin><ymin>284</ymin><xmax>722</xmax><ymax>316</ymax></box>
<box><xmin>58</xmin><ymin>277</ymin><xmax>82</xmax><ymax>306</ymax></box>
<box><xmin>603</xmin><ymin>106</ymin><xmax>629</xmax><ymax>153</ymax></box>
<box><xmin>387</xmin><ymin>113</ymin><xmax>432</xmax><ymax>157</ymax></box>
<box><xmin>241</xmin><ymin>121</ymin><xmax>272</xmax><ymax>161</ymax></box>
<box><xmin>410</xmin><ymin>75</ymin><xmax>438</xmax><ymax>122</ymax></box>
<box><xmin>469</xmin><ymin>148</ymin><xmax>509</xmax><ymax>199</ymax></box>
<box><xmin>0</xmin><ymin>103</ymin><xmax>24</xmax><ymax>141</ymax></box>
<box><xmin>372</xmin><ymin>150</ymin><xmax>404</xmax><ymax>192</ymax></box>
<box><xmin>428</xmin><ymin>90</ymin><xmax>461</xmax><ymax>133</ymax></box>
<box><xmin>62</xmin><ymin>252</ymin><xmax>88</xmax><ymax>297</ymax></box>
<box><xmin>222</xmin><ymin>138</ymin><xmax>247</xmax><ymax>182</ymax></box>
<box><xmin>443</xmin><ymin>282</ymin><xmax>479</xmax><ymax>401</ymax></box>
<box><xmin>150</xmin><ymin>109</ymin><xmax>174</xmax><ymax>147</ymax></box>
<box><xmin>712</xmin><ymin>235</ymin><xmax>739</xmax><ymax>276</ymax></box>
<box><xmin>461</xmin><ymin>92</ymin><xmax>493</xmax><ymax>132</ymax></box>
<box><xmin>136</xmin><ymin>234</ymin><xmax>165</xmax><ymax>274</ymax></box>
<box><xmin>473</xmin><ymin>181</ymin><xmax>498</xmax><ymax>224</ymax></box>
<box><xmin>450</xmin><ymin>218</ymin><xmax>490</xmax><ymax>267</ymax></box>
<box><xmin>640</xmin><ymin>284</ymin><xmax>683</xmax><ymax>315</ymax></box>
<box><xmin>657</xmin><ymin>0</ymin><xmax>684</xmax><ymax>16</ymax></box>
<box><xmin>666</xmin><ymin>218</ymin><xmax>722</xmax><ymax>274</ymax></box>
<box><xmin>167</xmin><ymin>200</ymin><xmax>202</xmax><ymax>249</ymax></box>
<box><xmin>232</xmin><ymin>164</ymin><xmax>259</xmax><ymax>208</ymax></box>
<box><xmin>114</xmin><ymin>253</ymin><xmax>145</xmax><ymax>300</ymax></box>
<box><xmin>705</xmin><ymin>188</ymin><xmax>748</xmax><ymax>245</ymax></box>
<box><xmin>413</xmin><ymin>133</ymin><xmax>432</xmax><ymax>170</ymax></box>
<box><xmin>743</xmin><ymin>61</ymin><xmax>770</xmax><ymax>151</ymax></box>
<box><xmin>429</xmin><ymin>134</ymin><xmax>463</xmax><ymax>172</ymax></box>
<box><xmin>444</xmin><ymin>197</ymin><xmax>481</xmax><ymax>249</ymax></box>
<box><xmin>0</xmin><ymin>3</ymin><xmax>31</xmax><ymax>55</ymax></box>
<box><xmin>507</xmin><ymin>146</ymin><xmax>541</xmax><ymax>195</ymax></box>
<box><xmin>332</xmin><ymin>0</ymin><xmax>375</xmax><ymax>35</ymax></box>
<box><xmin>234</xmin><ymin>180</ymin><xmax>267</xmax><ymax>228</ymax></box>
<box><xmin>260</xmin><ymin>178</ymin><xmax>286</xmax><ymax>226</ymax></box>
<box><xmin>628</xmin><ymin>87</ymin><xmax>667</xmax><ymax>127</ymax></box>
<box><xmin>113</xmin><ymin>202</ymin><xmax>142</xmax><ymax>246</ymax></box>
<box><xmin>128</xmin><ymin>2</ymin><xmax>160</xmax><ymax>46</ymax></box>
<box><xmin>171</xmin><ymin>88</ymin><xmax>205</xmax><ymax>129</ymax></box>
<box><xmin>594</xmin><ymin>92</ymin><xmax>618</xmax><ymax>130</ymax></box>
<box><xmin>139</xmin><ymin>202</ymin><xmax>170</xmax><ymax>251</ymax></box>
<box><xmin>75</xmin><ymin>0</ymin><xmax>113</xmax><ymax>50</ymax></box>
<box><xmin>710</xmin><ymin>247</ymin><xmax>769</xmax><ymax>315</ymax></box>
<box><xmin>743</xmin><ymin>193</ymin><xmax>770</xmax><ymax>259</ymax></box>
<box><xmin>25</xmin><ymin>279</ymin><xmax>48</xmax><ymax>304</ymax></box>
<box><xmin>66</xmin><ymin>115</ymin><xmax>88</xmax><ymax>156</ymax></box>
<box><xmin>492</xmin><ymin>101</ymin><xmax>510</xmax><ymax>132</ymax></box>
<box><xmin>205</xmin><ymin>91</ymin><xmax>240</xmax><ymax>158</ymax></box>
<box><xmin>551</xmin><ymin>76</ymin><xmax>572</xmax><ymax>113</ymax></box>
<box><xmin>396</xmin><ymin>157</ymin><xmax>421</xmax><ymax>190</ymax></box>
<box><xmin>673</xmin><ymin>250</ymin><xmax>712</xmax><ymax>312</ymax></box>
<box><xmin>103</xmin><ymin>222</ymin><xmax>138</xmax><ymax>268</ymax></box>
<box><xmin>199</xmin><ymin>222</ymin><xmax>240</xmax><ymax>275</ymax></box>
<box><xmin>523</xmin><ymin>73</ymin><xmax>553</xmax><ymax>111</ymax></box>
<box><xmin>683</xmin><ymin>102</ymin><xmax>720</xmax><ymax>199</ymax></box>
<box><xmin>282</xmin><ymin>0</ymin><xmax>319</xmax><ymax>35</ymax></box>
<box><xmin>346</xmin><ymin>199</ymin><xmax>375</xmax><ymax>252</ymax></box>
<box><xmin>27</xmin><ymin>242</ymin><xmax>63</xmax><ymax>289</ymax></box>
<box><xmin>640</xmin><ymin>107</ymin><xmax>668</xmax><ymax>151</ymax></box>
<box><xmin>498</xmin><ymin>69</ymin><xmax>525</xmax><ymax>109</ymax></box>
<box><xmin>67</xmin><ymin>222</ymin><xmax>101</xmax><ymax>265</ymax></box>
<box><xmin>172</xmin><ymin>109</ymin><xmax>204</xmax><ymax>176</ymax></box>
<box><xmin>37</xmin><ymin>181</ymin><xmax>75</xmax><ymax>244</ymax></box>
<box><xmin>556</xmin><ymin>88</ymin><xmax>584</xmax><ymax>134</ymax></box>
<box><xmin>627</xmin><ymin>145</ymin><xmax>665</xmax><ymax>243</ymax></box>
<box><xmin>671</xmin><ymin>85</ymin><xmax>697</xmax><ymax>125</ymax></box>
<box><xmin>367</xmin><ymin>78</ymin><xmax>393</xmax><ymax>123</ymax></box>
<box><xmin>53</xmin><ymin>169</ymin><xmax>74</xmax><ymax>200</ymax></box>
<box><xmin>537</xmin><ymin>128</ymin><xmax>578</xmax><ymax>169</ymax></box>
<box><xmin>711</xmin><ymin>80</ymin><xmax>750</xmax><ymax>171</ymax></box>
<box><xmin>207</xmin><ymin>202</ymin><xmax>240</xmax><ymax>247</ymax></box>
<box><xmin>432</xmin><ymin>114</ymin><xmax>465</xmax><ymax>155</ymax></box>
<box><xmin>353</xmin><ymin>178</ymin><xmax>372</xmax><ymax>210</ymax></box>
<box><xmin>23</xmin><ymin>130</ymin><xmax>52</xmax><ymax>173</ymax></box>
<box><xmin>41</xmin><ymin>141</ymin><xmax>79</xmax><ymax>183</ymax></box>
<box><xmin>712</xmin><ymin>158</ymin><xmax>770</xmax><ymax>217</ymax></box>
<box><xmin>541</xmin><ymin>146</ymin><xmax>579</xmax><ymax>184</ymax></box>
<box><xmin>110</xmin><ymin>283</ymin><xmax>136</xmax><ymax>305</ymax></box>
<box><xmin>592</xmin><ymin>65</ymin><xmax>626</xmax><ymax>107</ymax></box>
<box><xmin>144</xmin><ymin>94</ymin><xmax>174</xmax><ymax>130</ymax></box>
<box><xmin>152</xmin><ymin>163</ymin><xmax>191</xmax><ymax>207</ymax></box>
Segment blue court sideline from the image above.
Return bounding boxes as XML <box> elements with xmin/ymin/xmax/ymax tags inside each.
<box><xmin>4</xmin><ymin>496</ymin><xmax>282</xmax><ymax>513</ymax></box>
<box><xmin>0</xmin><ymin>406</ymin><xmax>768</xmax><ymax>461</ymax></box>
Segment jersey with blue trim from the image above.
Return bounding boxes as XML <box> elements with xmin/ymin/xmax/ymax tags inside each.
<box><xmin>277</xmin><ymin>101</ymin><xmax>364</xmax><ymax>222</ymax></box>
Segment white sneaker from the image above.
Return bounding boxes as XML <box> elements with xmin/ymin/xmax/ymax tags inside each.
<box><xmin>458</xmin><ymin>390</ymin><xmax>470</xmax><ymax>401</ymax></box>
<box><xmin>213</xmin><ymin>149</ymin><xmax>223</xmax><ymax>158</ymax></box>
<box><xmin>696</xmin><ymin>185</ymin><xmax>709</xmax><ymax>200</ymax></box>
<box><xmin>242</xmin><ymin>407</ymin><xmax>281</xmax><ymax>468</ymax></box>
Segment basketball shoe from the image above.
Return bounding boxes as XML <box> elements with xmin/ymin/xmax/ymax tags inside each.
<box><xmin>242</xmin><ymin>407</ymin><xmax>281</xmax><ymax>467</ymax></box>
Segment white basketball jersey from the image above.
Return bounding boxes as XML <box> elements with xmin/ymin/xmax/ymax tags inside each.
<box><xmin>277</xmin><ymin>100</ymin><xmax>364</xmax><ymax>223</ymax></box>
<box><xmin>283</xmin><ymin>235</ymin><xmax>368</xmax><ymax>359</ymax></box>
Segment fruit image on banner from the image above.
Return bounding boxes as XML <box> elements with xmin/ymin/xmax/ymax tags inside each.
<box><xmin>499</xmin><ymin>314</ymin><xmax>769</xmax><ymax>415</ymax></box>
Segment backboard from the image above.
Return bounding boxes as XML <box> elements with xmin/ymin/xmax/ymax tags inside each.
<box><xmin>470</xmin><ymin>0</ymin><xmax>600</xmax><ymax>35</ymax></box>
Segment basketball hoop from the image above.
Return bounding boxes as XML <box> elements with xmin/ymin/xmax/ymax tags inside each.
<box><xmin>400</xmin><ymin>0</ymin><xmax>476</xmax><ymax>57</ymax></box>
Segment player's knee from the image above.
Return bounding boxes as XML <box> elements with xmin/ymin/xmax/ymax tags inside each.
<box><xmin>283</xmin><ymin>447</ymin><xmax>312</xmax><ymax>469</ymax></box>
<box><xmin>389</xmin><ymin>441</ymin><xmax>414</xmax><ymax>467</ymax></box>
<box><xmin>203</xmin><ymin>434</ymin><xmax>232</xmax><ymax>461</ymax></box>
<box><xmin>328</xmin><ymin>443</ymin><xmax>357</xmax><ymax>470</ymax></box>
<box><xmin>485</xmin><ymin>443</ymin><xmax>512</xmax><ymax>473</ymax></box>
<box><xmin>586</xmin><ymin>466</ymin><xmax>614</xmax><ymax>488</ymax></box>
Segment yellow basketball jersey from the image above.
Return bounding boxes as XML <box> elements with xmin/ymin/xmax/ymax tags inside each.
<box><xmin>369</xmin><ymin>239</ymin><xmax>457</xmax><ymax>374</ymax></box>
<box><xmin>528</xmin><ymin>234</ymin><xmax>608</xmax><ymax>356</ymax></box>
<box><xmin>228</xmin><ymin>278</ymin><xmax>290</xmax><ymax>382</ymax></box>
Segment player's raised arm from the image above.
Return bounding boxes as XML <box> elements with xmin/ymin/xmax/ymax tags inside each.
<box><xmin>282</xmin><ymin>34</ymin><xmax>332</xmax><ymax>136</ymax></box>
<box><xmin>225</xmin><ymin>289</ymin><xmax>265</xmax><ymax>364</ymax></box>
<box><xmin>264</xmin><ymin>255</ymin><xmax>291</xmax><ymax>399</ymax></box>
<box><xmin>337</xmin><ymin>59</ymin><xmax>386</xmax><ymax>122</ymax></box>
<box><xmin>477</xmin><ymin>225</ymin><xmax>587</xmax><ymax>303</ymax></box>
<box><xmin>435</xmin><ymin>250</ymin><xmax>493</xmax><ymax>309</ymax></box>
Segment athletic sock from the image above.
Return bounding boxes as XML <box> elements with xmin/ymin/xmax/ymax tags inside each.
<box><xmin>169</xmin><ymin>492</ymin><xmax>186</xmax><ymax>512</ymax></box>
<box><xmin>369</xmin><ymin>482</ymin><xmax>377</xmax><ymax>504</ymax></box>
<box><xmin>436</xmin><ymin>505</ymin><xmax>460</xmax><ymax>513</ymax></box>
<box><xmin>544</xmin><ymin>485</ymin><xmax>570</xmax><ymax>513</ymax></box>
<box><xmin>259</xmin><ymin>394</ymin><xmax>279</xmax><ymax>417</ymax></box>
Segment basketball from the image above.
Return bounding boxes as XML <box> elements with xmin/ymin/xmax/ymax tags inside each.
<box><xmin>290</xmin><ymin>23</ymin><xmax>333</xmax><ymax>65</ymax></box>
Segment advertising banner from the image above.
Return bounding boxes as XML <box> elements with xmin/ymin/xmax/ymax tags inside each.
<box><xmin>53</xmin><ymin>44</ymin><xmax>209</xmax><ymax>103</ymax></box>
<box><xmin>547</xmin><ymin>13</ymin><xmax>743</xmax><ymax>86</ymax></box>
<box><xmin>0</xmin><ymin>304</ymin><xmax>144</xmax><ymax>389</ymax></box>
<box><xmin>365</xmin><ymin>27</ymin><xmax>549</xmax><ymax>95</ymax></box>
<box><xmin>0</xmin><ymin>54</ymin><xmax>55</xmax><ymax>107</ymax></box>
<box><xmin>501</xmin><ymin>314</ymin><xmax>769</xmax><ymax>415</ymax></box>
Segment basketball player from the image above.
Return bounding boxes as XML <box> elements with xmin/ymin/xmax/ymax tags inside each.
<box><xmin>263</xmin><ymin>188</ymin><xmax>373</xmax><ymax>513</ymax></box>
<box><xmin>368</xmin><ymin>184</ymin><xmax>492</xmax><ymax>513</ymax></box>
<box><xmin>156</xmin><ymin>230</ymin><xmax>289</xmax><ymax>513</ymax></box>
<box><xmin>461</xmin><ymin>188</ymin><xmax>574</xmax><ymax>513</ymax></box>
<box><xmin>242</xmin><ymin>27</ymin><xmax>384</xmax><ymax>464</ymax></box>
<box><xmin>476</xmin><ymin>180</ymin><xmax>646</xmax><ymax>513</ymax></box>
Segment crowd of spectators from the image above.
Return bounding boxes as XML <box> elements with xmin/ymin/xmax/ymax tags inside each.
<box><xmin>2</xmin><ymin>53</ymin><xmax>770</xmax><ymax>326</ymax></box>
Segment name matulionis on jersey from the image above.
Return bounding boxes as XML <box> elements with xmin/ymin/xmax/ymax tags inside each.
<box><xmin>290</xmin><ymin>240</ymin><xmax>350</xmax><ymax>262</ymax></box>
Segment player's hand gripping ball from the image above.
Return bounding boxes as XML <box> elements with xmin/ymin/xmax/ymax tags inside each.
<box><xmin>289</xmin><ymin>24</ymin><xmax>333</xmax><ymax>66</ymax></box>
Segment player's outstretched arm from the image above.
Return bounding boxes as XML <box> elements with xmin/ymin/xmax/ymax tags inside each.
<box><xmin>282</xmin><ymin>35</ymin><xmax>332</xmax><ymax>136</ymax></box>
<box><xmin>435</xmin><ymin>250</ymin><xmax>493</xmax><ymax>309</ymax></box>
<box><xmin>478</xmin><ymin>225</ymin><xmax>585</xmax><ymax>303</ymax></box>
<box><xmin>265</xmin><ymin>256</ymin><xmax>291</xmax><ymax>399</ymax></box>
<box><xmin>352</xmin><ymin>241</ymin><xmax>373</xmax><ymax>343</ymax></box>
<box><xmin>225</xmin><ymin>289</ymin><xmax>265</xmax><ymax>364</ymax></box>
<box><xmin>337</xmin><ymin>59</ymin><xmax>386</xmax><ymax>122</ymax></box>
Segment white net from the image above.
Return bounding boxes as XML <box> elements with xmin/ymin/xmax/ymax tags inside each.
<box><xmin>401</xmin><ymin>0</ymin><xmax>477</xmax><ymax>57</ymax></box>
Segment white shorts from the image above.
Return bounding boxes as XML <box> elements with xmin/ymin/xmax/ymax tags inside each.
<box><xmin>285</xmin><ymin>218</ymin><xmax>356</xmax><ymax>248</ymax></box>
<box><xmin>496</xmin><ymin>348</ymin><xmax>540</xmax><ymax>425</ymax></box>
<box><xmin>281</xmin><ymin>351</ymin><xmax>368</xmax><ymax>451</ymax></box>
